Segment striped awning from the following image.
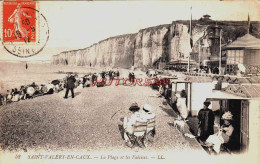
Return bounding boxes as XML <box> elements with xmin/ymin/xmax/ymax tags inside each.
<box><xmin>206</xmin><ymin>90</ymin><xmax>245</xmax><ymax>101</ymax></box>
<box><xmin>223</xmin><ymin>34</ymin><xmax>260</xmax><ymax>50</ymax></box>
<box><xmin>224</xmin><ymin>84</ymin><xmax>260</xmax><ymax>98</ymax></box>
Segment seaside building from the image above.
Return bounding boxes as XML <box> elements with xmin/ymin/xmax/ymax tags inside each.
<box><xmin>165</xmin><ymin>72</ymin><xmax>260</xmax><ymax>153</ymax></box>
<box><xmin>200</xmin><ymin>14</ymin><xmax>212</xmax><ymax>22</ymax></box>
<box><xmin>222</xmin><ymin>34</ymin><xmax>260</xmax><ymax>75</ymax></box>
<box><xmin>190</xmin><ymin>24</ymin><xmax>223</xmax><ymax>68</ymax></box>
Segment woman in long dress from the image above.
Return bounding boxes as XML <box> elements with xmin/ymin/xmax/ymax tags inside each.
<box><xmin>198</xmin><ymin>101</ymin><xmax>215</xmax><ymax>141</ymax></box>
<box><xmin>204</xmin><ymin>112</ymin><xmax>234</xmax><ymax>153</ymax></box>
<box><xmin>176</xmin><ymin>93</ymin><xmax>188</xmax><ymax>119</ymax></box>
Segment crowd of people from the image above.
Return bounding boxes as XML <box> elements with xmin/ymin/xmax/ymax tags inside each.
<box><xmin>0</xmin><ymin>73</ymin><xmax>85</xmax><ymax>105</ymax></box>
<box><xmin>0</xmin><ymin>81</ymin><xmax>64</xmax><ymax>106</ymax></box>
<box><xmin>90</xmin><ymin>70</ymin><xmax>120</xmax><ymax>87</ymax></box>
<box><xmin>198</xmin><ymin>65</ymin><xmax>220</xmax><ymax>74</ymax></box>
<box><xmin>0</xmin><ymin>69</ymin><xmax>121</xmax><ymax>104</ymax></box>
<box><xmin>97</xmin><ymin>69</ymin><xmax>120</xmax><ymax>80</ymax></box>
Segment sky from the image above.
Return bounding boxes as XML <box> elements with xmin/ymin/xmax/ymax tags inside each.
<box><xmin>0</xmin><ymin>1</ymin><xmax>259</xmax><ymax>62</ymax></box>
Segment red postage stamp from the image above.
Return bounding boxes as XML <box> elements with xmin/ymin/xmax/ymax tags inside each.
<box><xmin>2</xmin><ymin>0</ymin><xmax>49</xmax><ymax>58</ymax></box>
<box><xmin>3</xmin><ymin>0</ymin><xmax>36</xmax><ymax>43</ymax></box>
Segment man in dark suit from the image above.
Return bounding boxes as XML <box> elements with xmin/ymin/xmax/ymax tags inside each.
<box><xmin>64</xmin><ymin>73</ymin><xmax>76</xmax><ymax>99</ymax></box>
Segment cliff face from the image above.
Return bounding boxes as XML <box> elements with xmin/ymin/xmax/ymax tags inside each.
<box><xmin>51</xmin><ymin>20</ymin><xmax>259</xmax><ymax>68</ymax></box>
<box><xmin>52</xmin><ymin>34</ymin><xmax>136</xmax><ymax>68</ymax></box>
<box><xmin>134</xmin><ymin>25</ymin><xmax>170</xmax><ymax>67</ymax></box>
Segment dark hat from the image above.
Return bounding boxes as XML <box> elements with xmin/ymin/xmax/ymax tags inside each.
<box><xmin>129</xmin><ymin>102</ymin><xmax>140</xmax><ymax>112</ymax></box>
<box><xmin>203</xmin><ymin>101</ymin><xmax>211</xmax><ymax>107</ymax></box>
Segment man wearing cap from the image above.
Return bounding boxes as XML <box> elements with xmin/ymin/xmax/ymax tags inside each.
<box><xmin>64</xmin><ymin>73</ymin><xmax>76</xmax><ymax>99</ymax></box>
<box><xmin>197</xmin><ymin>101</ymin><xmax>215</xmax><ymax>141</ymax></box>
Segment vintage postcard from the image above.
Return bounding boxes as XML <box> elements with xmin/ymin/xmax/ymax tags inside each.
<box><xmin>0</xmin><ymin>0</ymin><xmax>259</xmax><ymax>164</ymax></box>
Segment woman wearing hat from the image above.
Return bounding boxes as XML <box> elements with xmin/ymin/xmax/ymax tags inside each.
<box><xmin>203</xmin><ymin>111</ymin><xmax>234</xmax><ymax>153</ymax></box>
<box><xmin>176</xmin><ymin>93</ymin><xmax>188</xmax><ymax>120</ymax></box>
<box><xmin>124</xmin><ymin>103</ymin><xmax>146</xmax><ymax>132</ymax></box>
<box><xmin>142</xmin><ymin>104</ymin><xmax>156</xmax><ymax>143</ymax></box>
<box><xmin>123</xmin><ymin>103</ymin><xmax>147</xmax><ymax>147</ymax></box>
<box><xmin>197</xmin><ymin>101</ymin><xmax>215</xmax><ymax>141</ymax></box>
<box><xmin>142</xmin><ymin>104</ymin><xmax>155</xmax><ymax>132</ymax></box>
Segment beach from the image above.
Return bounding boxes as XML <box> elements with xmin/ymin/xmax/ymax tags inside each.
<box><xmin>0</xmin><ymin>62</ymin><xmax>201</xmax><ymax>153</ymax></box>
<box><xmin>0</xmin><ymin>62</ymin><xmax>99</xmax><ymax>93</ymax></box>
